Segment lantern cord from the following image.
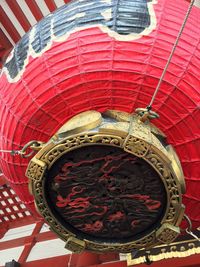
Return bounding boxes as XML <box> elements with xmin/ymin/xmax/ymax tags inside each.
<box><xmin>186</xmin><ymin>229</ymin><xmax>200</xmax><ymax>242</ymax></box>
<box><xmin>0</xmin><ymin>140</ymin><xmax>44</xmax><ymax>158</ymax></box>
<box><xmin>0</xmin><ymin>149</ymin><xmax>23</xmax><ymax>156</ymax></box>
<box><xmin>182</xmin><ymin>214</ymin><xmax>200</xmax><ymax>243</ymax></box>
<box><xmin>147</xmin><ymin>0</ymin><xmax>195</xmax><ymax>110</ymax></box>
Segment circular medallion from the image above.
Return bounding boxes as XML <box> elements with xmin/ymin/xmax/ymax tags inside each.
<box><xmin>26</xmin><ymin>110</ymin><xmax>185</xmax><ymax>252</ymax></box>
<box><xmin>45</xmin><ymin>145</ymin><xmax>167</xmax><ymax>243</ymax></box>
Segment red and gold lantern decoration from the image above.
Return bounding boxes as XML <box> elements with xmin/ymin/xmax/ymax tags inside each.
<box><xmin>0</xmin><ymin>0</ymin><xmax>200</xmax><ymax>253</ymax></box>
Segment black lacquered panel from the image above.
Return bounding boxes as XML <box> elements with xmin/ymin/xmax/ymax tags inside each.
<box><xmin>45</xmin><ymin>145</ymin><xmax>167</xmax><ymax>243</ymax></box>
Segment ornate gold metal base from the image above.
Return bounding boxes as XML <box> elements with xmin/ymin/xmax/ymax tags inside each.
<box><xmin>26</xmin><ymin>110</ymin><xmax>185</xmax><ymax>253</ymax></box>
<box><xmin>127</xmin><ymin>228</ymin><xmax>200</xmax><ymax>266</ymax></box>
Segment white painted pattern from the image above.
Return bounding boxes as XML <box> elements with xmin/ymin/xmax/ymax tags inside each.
<box><xmin>0</xmin><ymin>224</ymin><xmax>36</xmax><ymax>242</ymax></box>
<box><xmin>26</xmin><ymin>239</ymin><xmax>71</xmax><ymax>261</ymax></box>
<box><xmin>0</xmin><ymin>246</ymin><xmax>24</xmax><ymax>266</ymax></box>
<box><xmin>40</xmin><ymin>223</ymin><xmax>50</xmax><ymax>233</ymax></box>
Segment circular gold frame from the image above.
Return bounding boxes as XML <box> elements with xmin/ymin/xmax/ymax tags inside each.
<box><xmin>26</xmin><ymin>110</ymin><xmax>185</xmax><ymax>253</ymax></box>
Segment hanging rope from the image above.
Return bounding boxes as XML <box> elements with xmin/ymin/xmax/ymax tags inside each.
<box><xmin>147</xmin><ymin>0</ymin><xmax>195</xmax><ymax>111</ymax></box>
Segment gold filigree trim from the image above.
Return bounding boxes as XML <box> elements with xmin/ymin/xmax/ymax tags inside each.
<box><xmin>127</xmin><ymin>235</ymin><xmax>200</xmax><ymax>266</ymax></box>
<box><xmin>26</xmin><ymin>110</ymin><xmax>186</xmax><ymax>253</ymax></box>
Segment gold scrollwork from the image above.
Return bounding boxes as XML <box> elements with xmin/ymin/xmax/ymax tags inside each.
<box><xmin>156</xmin><ymin>224</ymin><xmax>180</xmax><ymax>244</ymax></box>
<box><xmin>26</xmin><ymin>159</ymin><xmax>46</xmax><ymax>181</ymax></box>
<box><xmin>26</xmin><ymin>110</ymin><xmax>185</xmax><ymax>253</ymax></box>
<box><xmin>65</xmin><ymin>237</ymin><xmax>86</xmax><ymax>253</ymax></box>
<box><xmin>87</xmin><ymin>233</ymin><xmax>155</xmax><ymax>253</ymax></box>
<box><xmin>145</xmin><ymin>151</ymin><xmax>169</xmax><ymax>178</ymax></box>
<box><xmin>124</xmin><ymin>136</ymin><xmax>150</xmax><ymax>157</ymax></box>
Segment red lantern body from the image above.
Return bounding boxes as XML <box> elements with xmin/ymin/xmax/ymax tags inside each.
<box><xmin>0</xmin><ymin>0</ymin><xmax>200</xmax><ymax>228</ymax></box>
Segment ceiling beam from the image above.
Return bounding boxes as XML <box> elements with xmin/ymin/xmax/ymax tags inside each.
<box><xmin>44</xmin><ymin>0</ymin><xmax>57</xmax><ymax>13</ymax></box>
<box><xmin>5</xmin><ymin>0</ymin><xmax>31</xmax><ymax>32</ymax></box>
<box><xmin>0</xmin><ymin>6</ymin><xmax>21</xmax><ymax>43</ymax></box>
<box><xmin>24</xmin><ymin>0</ymin><xmax>43</xmax><ymax>21</ymax></box>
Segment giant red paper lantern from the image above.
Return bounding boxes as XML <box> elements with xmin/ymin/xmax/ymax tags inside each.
<box><xmin>0</xmin><ymin>0</ymin><xmax>200</xmax><ymax>230</ymax></box>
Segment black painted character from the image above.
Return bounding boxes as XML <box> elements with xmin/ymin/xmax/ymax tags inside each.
<box><xmin>107</xmin><ymin>0</ymin><xmax>154</xmax><ymax>35</ymax></box>
<box><xmin>5</xmin><ymin>0</ymin><xmax>156</xmax><ymax>79</ymax></box>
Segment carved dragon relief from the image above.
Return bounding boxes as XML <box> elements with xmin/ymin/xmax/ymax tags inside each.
<box><xmin>26</xmin><ymin>110</ymin><xmax>185</xmax><ymax>253</ymax></box>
